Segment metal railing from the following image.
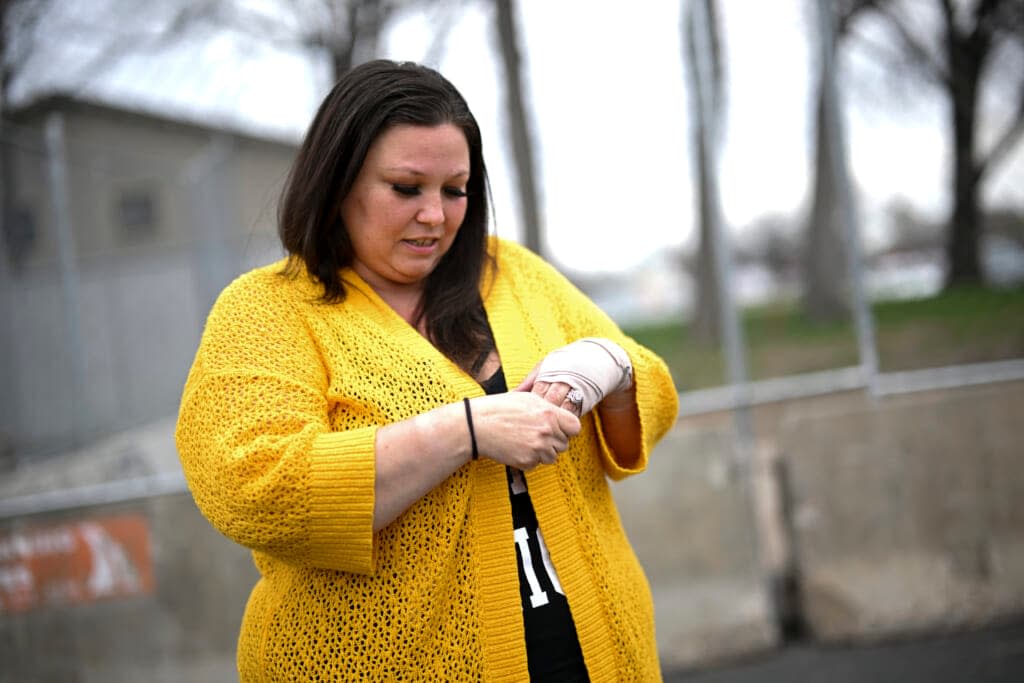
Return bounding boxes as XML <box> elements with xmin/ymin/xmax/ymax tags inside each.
<box><xmin>4</xmin><ymin>357</ymin><xmax>1022</xmax><ymax>521</ymax></box>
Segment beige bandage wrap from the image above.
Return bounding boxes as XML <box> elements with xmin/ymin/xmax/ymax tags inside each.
<box><xmin>535</xmin><ymin>338</ymin><xmax>634</xmax><ymax>415</ymax></box>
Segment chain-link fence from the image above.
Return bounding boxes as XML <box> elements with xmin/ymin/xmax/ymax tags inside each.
<box><xmin>1</xmin><ymin>100</ymin><xmax>292</xmax><ymax>462</ymax></box>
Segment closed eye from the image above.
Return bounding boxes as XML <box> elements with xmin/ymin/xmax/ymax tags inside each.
<box><xmin>444</xmin><ymin>187</ymin><xmax>468</xmax><ymax>198</ymax></box>
<box><xmin>392</xmin><ymin>184</ymin><xmax>419</xmax><ymax>197</ymax></box>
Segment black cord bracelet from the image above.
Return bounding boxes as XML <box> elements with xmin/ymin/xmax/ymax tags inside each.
<box><xmin>463</xmin><ymin>397</ymin><xmax>479</xmax><ymax>461</ymax></box>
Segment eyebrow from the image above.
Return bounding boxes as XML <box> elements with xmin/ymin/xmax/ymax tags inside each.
<box><xmin>384</xmin><ymin>166</ymin><xmax>470</xmax><ymax>179</ymax></box>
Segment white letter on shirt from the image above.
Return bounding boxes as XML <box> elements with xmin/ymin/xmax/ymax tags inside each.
<box><xmin>513</xmin><ymin>527</ymin><xmax>549</xmax><ymax>608</ymax></box>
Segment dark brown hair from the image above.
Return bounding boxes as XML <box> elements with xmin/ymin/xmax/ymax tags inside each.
<box><xmin>278</xmin><ymin>60</ymin><xmax>494</xmax><ymax>370</ymax></box>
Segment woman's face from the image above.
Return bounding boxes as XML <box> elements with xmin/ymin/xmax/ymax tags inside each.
<box><xmin>341</xmin><ymin>123</ymin><xmax>470</xmax><ymax>298</ymax></box>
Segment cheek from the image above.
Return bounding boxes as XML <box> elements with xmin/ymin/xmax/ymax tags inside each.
<box><xmin>355</xmin><ymin>202</ymin><xmax>407</xmax><ymax>245</ymax></box>
<box><xmin>448</xmin><ymin>202</ymin><xmax>469</xmax><ymax>231</ymax></box>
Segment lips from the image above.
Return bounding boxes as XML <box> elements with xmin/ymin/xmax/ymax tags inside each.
<box><xmin>404</xmin><ymin>238</ymin><xmax>437</xmax><ymax>247</ymax></box>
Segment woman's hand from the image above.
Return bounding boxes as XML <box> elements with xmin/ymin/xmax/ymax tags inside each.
<box><xmin>515</xmin><ymin>370</ymin><xmax>585</xmax><ymax>417</ymax></box>
<box><xmin>516</xmin><ymin>338</ymin><xmax>634</xmax><ymax>416</ymax></box>
<box><xmin>373</xmin><ymin>392</ymin><xmax>579</xmax><ymax>529</ymax></box>
<box><xmin>373</xmin><ymin>339</ymin><xmax>629</xmax><ymax>530</ymax></box>
<box><xmin>470</xmin><ymin>392</ymin><xmax>581</xmax><ymax>471</ymax></box>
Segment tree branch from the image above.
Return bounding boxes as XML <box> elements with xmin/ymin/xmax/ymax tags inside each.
<box><xmin>61</xmin><ymin>0</ymin><xmax>224</xmax><ymax>98</ymax></box>
<box><xmin>872</xmin><ymin>0</ymin><xmax>949</xmax><ymax>86</ymax></box>
<box><xmin>2</xmin><ymin>0</ymin><xmax>53</xmax><ymax>83</ymax></box>
<box><xmin>977</xmin><ymin>87</ymin><xmax>1024</xmax><ymax>182</ymax></box>
<box><xmin>971</xmin><ymin>0</ymin><xmax>1001</xmax><ymax>44</ymax></box>
<box><xmin>837</xmin><ymin>0</ymin><xmax>882</xmax><ymax>36</ymax></box>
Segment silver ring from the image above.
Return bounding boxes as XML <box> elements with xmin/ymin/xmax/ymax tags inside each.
<box><xmin>566</xmin><ymin>388</ymin><xmax>584</xmax><ymax>408</ymax></box>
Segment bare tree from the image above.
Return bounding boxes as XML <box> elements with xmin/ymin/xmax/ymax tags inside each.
<box><xmin>493</xmin><ymin>0</ymin><xmax>542</xmax><ymax>256</ymax></box>
<box><xmin>1</xmin><ymin>0</ymin><xmax>48</xmax><ymax>112</ymax></box>
<box><xmin>884</xmin><ymin>197</ymin><xmax>943</xmax><ymax>252</ymax></box>
<box><xmin>219</xmin><ymin>0</ymin><xmax>410</xmax><ymax>82</ymax></box>
<box><xmin>852</xmin><ymin>0</ymin><xmax>1024</xmax><ymax>287</ymax></box>
<box><xmin>313</xmin><ymin>0</ymin><xmax>397</xmax><ymax>78</ymax></box>
<box><xmin>801</xmin><ymin>0</ymin><xmax>877</xmax><ymax>321</ymax></box>
<box><xmin>740</xmin><ymin>214</ymin><xmax>801</xmax><ymax>280</ymax></box>
<box><xmin>46</xmin><ymin>0</ymin><xmax>411</xmax><ymax>91</ymax></box>
<box><xmin>682</xmin><ymin>0</ymin><xmax>726</xmax><ymax>343</ymax></box>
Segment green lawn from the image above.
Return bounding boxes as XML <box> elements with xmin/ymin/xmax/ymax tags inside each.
<box><xmin>623</xmin><ymin>285</ymin><xmax>1024</xmax><ymax>392</ymax></box>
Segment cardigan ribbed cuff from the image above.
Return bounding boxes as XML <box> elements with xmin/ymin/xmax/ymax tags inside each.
<box><xmin>306</xmin><ymin>428</ymin><xmax>378</xmax><ymax>574</ymax></box>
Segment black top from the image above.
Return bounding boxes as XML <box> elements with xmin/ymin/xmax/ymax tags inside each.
<box><xmin>479</xmin><ymin>367</ymin><xmax>589</xmax><ymax>682</ymax></box>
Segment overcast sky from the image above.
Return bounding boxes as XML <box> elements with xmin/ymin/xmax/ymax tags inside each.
<box><xmin>12</xmin><ymin>0</ymin><xmax>1024</xmax><ymax>274</ymax></box>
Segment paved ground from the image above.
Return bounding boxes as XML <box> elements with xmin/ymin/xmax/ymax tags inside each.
<box><xmin>664</xmin><ymin>619</ymin><xmax>1024</xmax><ymax>683</ymax></box>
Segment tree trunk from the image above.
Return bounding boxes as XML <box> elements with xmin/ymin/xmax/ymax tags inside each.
<box><xmin>494</xmin><ymin>0</ymin><xmax>543</xmax><ymax>257</ymax></box>
<box><xmin>943</xmin><ymin>22</ymin><xmax>985</xmax><ymax>287</ymax></box>
<box><xmin>325</xmin><ymin>0</ymin><xmax>392</xmax><ymax>82</ymax></box>
<box><xmin>684</xmin><ymin>0</ymin><xmax>724</xmax><ymax>344</ymax></box>
<box><xmin>692</xmin><ymin>108</ymin><xmax>721</xmax><ymax>344</ymax></box>
<box><xmin>802</xmin><ymin>63</ymin><xmax>850</xmax><ymax>321</ymax></box>
<box><xmin>330</xmin><ymin>38</ymin><xmax>357</xmax><ymax>80</ymax></box>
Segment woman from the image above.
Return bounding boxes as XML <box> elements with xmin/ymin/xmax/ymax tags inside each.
<box><xmin>176</xmin><ymin>60</ymin><xmax>678</xmax><ymax>681</ymax></box>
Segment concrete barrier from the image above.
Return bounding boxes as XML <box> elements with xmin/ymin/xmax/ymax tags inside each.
<box><xmin>6</xmin><ymin>380</ymin><xmax>1020</xmax><ymax>678</ymax></box>
<box><xmin>613</xmin><ymin>425</ymin><xmax>779</xmax><ymax>669</ymax></box>
<box><xmin>778</xmin><ymin>381</ymin><xmax>1024</xmax><ymax>641</ymax></box>
<box><xmin>0</xmin><ymin>494</ymin><xmax>255</xmax><ymax>683</ymax></box>
<box><xmin>0</xmin><ymin>417</ymin><xmax>255</xmax><ymax>683</ymax></box>
<box><xmin>0</xmin><ymin>416</ymin><xmax>779</xmax><ymax>680</ymax></box>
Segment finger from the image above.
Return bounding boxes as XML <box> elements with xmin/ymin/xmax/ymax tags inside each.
<box><xmin>515</xmin><ymin>365</ymin><xmax>540</xmax><ymax>392</ymax></box>
<box><xmin>543</xmin><ymin>382</ymin><xmax>571</xmax><ymax>406</ymax></box>
<box><xmin>561</xmin><ymin>396</ymin><xmax>581</xmax><ymax>417</ymax></box>
<box><xmin>555</xmin><ymin>409</ymin><xmax>582</xmax><ymax>437</ymax></box>
<box><xmin>553</xmin><ymin>433</ymin><xmax>569</xmax><ymax>452</ymax></box>
<box><xmin>532</xmin><ymin>380</ymin><xmax>550</xmax><ymax>397</ymax></box>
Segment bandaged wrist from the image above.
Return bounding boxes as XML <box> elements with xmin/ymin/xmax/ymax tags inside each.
<box><xmin>535</xmin><ymin>338</ymin><xmax>633</xmax><ymax>415</ymax></box>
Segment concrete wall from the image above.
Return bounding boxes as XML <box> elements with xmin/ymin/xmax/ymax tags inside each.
<box><xmin>0</xmin><ymin>418</ymin><xmax>255</xmax><ymax>682</ymax></box>
<box><xmin>614</xmin><ymin>426</ymin><xmax>779</xmax><ymax>669</ymax></box>
<box><xmin>0</xmin><ymin>495</ymin><xmax>255</xmax><ymax>683</ymax></box>
<box><xmin>2</xmin><ymin>380</ymin><xmax>1023</xmax><ymax>680</ymax></box>
<box><xmin>0</xmin><ymin>416</ymin><xmax>779</xmax><ymax>680</ymax></box>
<box><xmin>778</xmin><ymin>381</ymin><xmax>1024</xmax><ymax>641</ymax></box>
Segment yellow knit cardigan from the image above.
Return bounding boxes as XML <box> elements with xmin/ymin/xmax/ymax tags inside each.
<box><xmin>176</xmin><ymin>238</ymin><xmax>679</xmax><ymax>682</ymax></box>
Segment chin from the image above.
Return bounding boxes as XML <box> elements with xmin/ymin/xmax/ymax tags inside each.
<box><xmin>393</xmin><ymin>269</ymin><xmax>435</xmax><ymax>286</ymax></box>
<box><xmin>400</xmin><ymin>261</ymin><xmax>442</xmax><ymax>281</ymax></box>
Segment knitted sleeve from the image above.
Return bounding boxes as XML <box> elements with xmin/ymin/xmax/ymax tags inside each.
<box><xmin>500</xmin><ymin>241</ymin><xmax>679</xmax><ymax>479</ymax></box>
<box><xmin>175</xmin><ymin>269</ymin><xmax>377</xmax><ymax>574</ymax></box>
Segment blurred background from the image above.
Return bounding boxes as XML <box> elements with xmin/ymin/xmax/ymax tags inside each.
<box><xmin>1</xmin><ymin>0</ymin><xmax>1023</xmax><ymax>681</ymax></box>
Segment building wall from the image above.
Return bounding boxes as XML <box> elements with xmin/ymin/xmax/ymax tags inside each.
<box><xmin>2</xmin><ymin>99</ymin><xmax>297</xmax><ymax>458</ymax></box>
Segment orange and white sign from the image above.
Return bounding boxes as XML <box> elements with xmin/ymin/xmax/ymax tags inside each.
<box><xmin>0</xmin><ymin>513</ymin><xmax>155</xmax><ymax>614</ymax></box>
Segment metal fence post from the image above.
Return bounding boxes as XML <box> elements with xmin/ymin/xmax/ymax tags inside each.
<box><xmin>183</xmin><ymin>135</ymin><xmax>236</xmax><ymax>320</ymax></box>
<box><xmin>45</xmin><ymin>112</ymin><xmax>87</xmax><ymax>448</ymax></box>
<box><xmin>816</xmin><ymin>0</ymin><xmax>879</xmax><ymax>394</ymax></box>
<box><xmin>0</xmin><ymin>126</ymin><xmax>15</xmax><ymax>463</ymax></box>
<box><xmin>689</xmin><ymin>0</ymin><xmax>756</xmax><ymax>463</ymax></box>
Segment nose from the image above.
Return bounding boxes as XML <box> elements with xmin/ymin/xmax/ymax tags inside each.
<box><xmin>416</xmin><ymin>194</ymin><xmax>445</xmax><ymax>226</ymax></box>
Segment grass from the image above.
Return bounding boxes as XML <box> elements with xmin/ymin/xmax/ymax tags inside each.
<box><xmin>623</xmin><ymin>285</ymin><xmax>1024</xmax><ymax>392</ymax></box>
